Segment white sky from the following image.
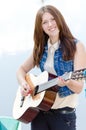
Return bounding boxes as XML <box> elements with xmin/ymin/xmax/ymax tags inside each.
<box><xmin>0</xmin><ymin>0</ymin><xmax>86</xmax><ymax>53</ymax></box>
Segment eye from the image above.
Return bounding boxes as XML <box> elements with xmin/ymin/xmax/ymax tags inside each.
<box><xmin>42</xmin><ymin>20</ymin><xmax>48</xmax><ymax>25</ymax></box>
<box><xmin>50</xmin><ymin>17</ymin><xmax>55</xmax><ymax>21</ymax></box>
<box><xmin>42</xmin><ymin>17</ymin><xmax>55</xmax><ymax>25</ymax></box>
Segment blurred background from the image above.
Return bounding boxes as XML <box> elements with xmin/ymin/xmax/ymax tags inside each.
<box><xmin>0</xmin><ymin>0</ymin><xmax>86</xmax><ymax>130</ymax></box>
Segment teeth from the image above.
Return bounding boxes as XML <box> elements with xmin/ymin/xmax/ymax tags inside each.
<box><xmin>50</xmin><ymin>28</ymin><xmax>55</xmax><ymax>31</ymax></box>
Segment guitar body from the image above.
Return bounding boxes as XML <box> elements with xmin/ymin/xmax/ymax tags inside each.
<box><xmin>13</xmin><ymin>71</ymin><xmax>57</xmax><ymax>123</ymax></box>
<box><xmin>13</xmin><ymin>68</ymin><xmax>86</xmax><ymax>123</ymax></box>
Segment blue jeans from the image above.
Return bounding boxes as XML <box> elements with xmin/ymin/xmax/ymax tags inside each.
<box><xmin>31</xmin><ymin>107</ymin><xmax>76</xmax><ymax>130</ymax></box>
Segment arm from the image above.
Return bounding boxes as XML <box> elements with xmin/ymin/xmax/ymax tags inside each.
<box><xmin>58</xmin><ymin>41</ymin><xmax>86</xmax><ymax>93</ymax></box>
<box><xmin>16</xmin><ymin>53</ymin><xmax>34</xmax><ymax>96</ymax></box>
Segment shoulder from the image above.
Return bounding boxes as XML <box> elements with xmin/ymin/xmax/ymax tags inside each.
<box><xmin>74</xmin><ymin>40</ymin><xmax>86</xmax><ymax>70</ymax></box>
<box><xmin>73</xmin><ymin>39</ymin><xmax>86</xmax><ymax>51</ymax></box>
<box><xmin>75</xmin><ymin>40</ymin><xmax>86</xmax><ymax>63</ymax></box>
<box><xmin>76</xmin><ymin>40</ymin><xmax>86</xmax><ymax>52</ymax></box>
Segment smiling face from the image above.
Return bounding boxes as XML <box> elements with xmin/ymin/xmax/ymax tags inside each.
<box><xmin>42</xmin><ymin>12</ymin><xmax>60</xmax><ymax>43</ymax></box>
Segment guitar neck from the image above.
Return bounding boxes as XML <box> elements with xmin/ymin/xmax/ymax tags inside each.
<box><xmin>34</xmin><ymin>68</ymin><xmax>86</xmax><ymax>95</ymax></box>
<box><xmin>34</xmin><ymin>72</ymin><xmax>72</xmax><ymax>94</ymax></box>
<box><xmin>34</xmin><ymin>77</ymin><xmax>58</xmax><ymax>94</ymax></box>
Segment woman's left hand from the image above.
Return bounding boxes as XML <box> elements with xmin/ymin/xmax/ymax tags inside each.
<box><xmin>58</xmin><ymin>76</ymin><xmax>70</xmax><ymax>87</ymax></box>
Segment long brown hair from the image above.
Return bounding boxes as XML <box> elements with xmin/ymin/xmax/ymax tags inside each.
<box><xmin>33</xmin><ymin>5</ymin><xmax>76</xmax><ymax>66</ymax></box>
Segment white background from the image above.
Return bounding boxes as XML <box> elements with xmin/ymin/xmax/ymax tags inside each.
<box><xmin>0</xmin><ymin>0</ymin><xmax>86</xmax><ymax>130</ymax></box>
<box><xmin>0</xmin><ymin>0</ymin><xmax>86</xmax><ymax>53</ymax></box>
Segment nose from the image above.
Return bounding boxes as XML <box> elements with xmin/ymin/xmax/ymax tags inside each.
<box><xmin>48</xmin><ymin>21</ymin><xmax>52</xmax><ymax>26</ymax></box>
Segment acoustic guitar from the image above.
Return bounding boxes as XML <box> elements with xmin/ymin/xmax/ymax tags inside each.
<box><xmin>13</xmin><ymin>68</ymin><xmax>86</xmax><ymax>123</ymax></box>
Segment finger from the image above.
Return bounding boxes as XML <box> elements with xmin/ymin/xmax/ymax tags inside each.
<box><xmin>58</xmin><ymin>76</ymin><xmax>65</xmax><ymax>82</ymax></box>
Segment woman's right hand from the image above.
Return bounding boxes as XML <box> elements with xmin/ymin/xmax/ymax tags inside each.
<box><xmin>20</xmin><ymin>82</ymin><xmax>32</xmax><ymax>96</ymax></box>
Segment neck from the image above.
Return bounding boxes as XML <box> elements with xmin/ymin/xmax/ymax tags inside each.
<box><xmin>50</xmin><ymin>37</ymin><xmax>59</xmax><ymax>45</ymax></box>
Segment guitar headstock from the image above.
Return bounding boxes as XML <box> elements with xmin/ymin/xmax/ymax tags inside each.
<box><xmin>71</xmin><ymin>68</ymin><xmax>86</xmax><ymax>80</ymax></box>
<box><xmin>61</xmin><ymin>68</ymin><xmax>86</xmax><ymax>81</ymax></box>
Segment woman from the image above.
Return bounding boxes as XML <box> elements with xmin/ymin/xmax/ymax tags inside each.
<box><xmin>16</xmin><ymin>5</ymin><xmax>86</xmax><ymax>130</ymax></box>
